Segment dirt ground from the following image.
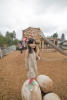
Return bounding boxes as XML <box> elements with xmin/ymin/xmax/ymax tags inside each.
<box><xmin>0</xmin><ymin>49</ymin><xmax>67</xmax><ymax>100</ymax></box>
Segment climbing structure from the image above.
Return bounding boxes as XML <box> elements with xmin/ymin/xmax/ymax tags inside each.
<box><xmin>41</xmin><ymin>31</ymin><xmax>67</xmax><ymax>56</ymax></box>
<box><xmin>22</xmin><ymin>27</ymin><xmax>67</xmax><ymax>56</ymax></box>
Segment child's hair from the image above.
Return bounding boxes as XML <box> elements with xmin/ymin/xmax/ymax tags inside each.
<box><xmin>27</xmin><ymin>38</ymin><xmax>36</xmax><ymax>53</ymax></box>
<box><xmin>19</xmin><ymin>41</ymin><xmax>22</xmax><ymax>45</ymax></box>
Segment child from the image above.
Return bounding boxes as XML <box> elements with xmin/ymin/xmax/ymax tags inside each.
<box><xmin>18</xmin><ymin>41</ymin><xmax>23</xmax><ymax>54</ymax></box>
<box><xmin>25</xmin><ymin>38</ymin><xmax>38</xmax><ymax>91</ymax></box>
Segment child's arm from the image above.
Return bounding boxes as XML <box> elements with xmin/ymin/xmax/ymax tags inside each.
<box><xmin>36</xmin><ymin>54</ymin><xmax>40</xmax><ymax>60</ymax></box>
<box><xmin>36</xmin><ymin>47</ymin><xmax>40</xmax><ymax>60</ymax></box>
<box><xmin>25</xmin><ymin>50</ymin><xmax>29</xmax><ymax>71</ymax></box>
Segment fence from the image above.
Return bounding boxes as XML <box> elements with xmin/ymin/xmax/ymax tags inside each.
<box><xmin>0</xmin><ymin>45</ymin><xmax>16</xmax><ymax>58</ymax></box>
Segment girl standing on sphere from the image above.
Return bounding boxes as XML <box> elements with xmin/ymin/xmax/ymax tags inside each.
<box><xmin>25</xmin><ymin>38</ymin><xmax>38</xmax><ymax>91</ymax></box>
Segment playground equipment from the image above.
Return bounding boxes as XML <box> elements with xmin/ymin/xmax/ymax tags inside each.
<box><xmin>41</xmin><ymin>32</ymin><xmax>67</xmax><ymax>56</ymax></box>
<box><xmin>21</xmin><ymin>80</ymin><xmax>42</xmax><ymax>100</ymax></box>
<box><xmin>59</xmin><ymin>40</ymin><xmax>67</xmax><ymax>50</ymax></box>
<box><xmin>37</xmin><ymin>75</ymin><xmax>53</xmax><ymax>93</ymax></box>
<box><xmin>43</xmin><ymin>93</ymin><xmax>61</xmax><ymax>100</ymax></box>
<box><xmin>21</xmin><ymin>75</ymin><xmax>61</xmax><ymax>100</ymax></box>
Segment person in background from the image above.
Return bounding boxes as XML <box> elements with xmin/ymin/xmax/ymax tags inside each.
<box><xmin>23</xmin><ymin>37</ymin><xmax>26</xmax><ymax>47</ymax></box>
<box><xmin>18</xmin><ymin>41</ymin><xmax>23</xmax><ymax>54</ymax></box>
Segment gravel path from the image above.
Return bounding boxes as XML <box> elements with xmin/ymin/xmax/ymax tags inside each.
<box><xmin>0</xmin><ymin>50</ymin><xmax>67</xmax><ymax>100</ymax></box>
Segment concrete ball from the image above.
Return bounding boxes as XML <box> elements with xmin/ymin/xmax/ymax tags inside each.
<box><xmin>43</xmin><ymin>93</ymin><xmax>61</xmax><ymax>100</ymax></box>
<box><xmin>37</xmin><ymin>75</ymin><xmax>53</xmax><ymax>93</ymax></box>
<box><xmin>21</xmin><ymin>80</ymin><xmax>42</xmax><ymax>100</ymax></box>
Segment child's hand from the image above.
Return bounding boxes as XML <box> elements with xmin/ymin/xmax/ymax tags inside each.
<box><xmin>36</xmin><ymin>55</ymin><xmax>40</xmax><ymax>60</ymax></box>
<box><xmin>38</xmin><ymin>56</ymin><xmax>40</xmax><ymax>60</ymax></box>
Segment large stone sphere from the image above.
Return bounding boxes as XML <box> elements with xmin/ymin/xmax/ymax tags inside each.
<box><xmin>21</xmin><ymin>80</ymin><xmax>42</xmax><ymax>100</ymax></box>
<box><xmin>37</xmin><ymin>75</ymin><xmax>53</xmax><ymax>93</ymax></box>
<box><xmin>43</xmin><ymin>93</ymin><xmax>61</xmax><ymax>100</ymax></box>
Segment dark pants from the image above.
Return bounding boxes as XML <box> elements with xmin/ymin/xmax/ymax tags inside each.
<box><xmin>20</xmin><ymin>48</ymin><xmax>23</xmax><ymax>54</ymax></box>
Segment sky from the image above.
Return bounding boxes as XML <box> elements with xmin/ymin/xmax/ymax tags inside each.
<box><xmin>0</xmin><ymin>0</ymin><xmax>67</xmax><ymax>40</ymax></box>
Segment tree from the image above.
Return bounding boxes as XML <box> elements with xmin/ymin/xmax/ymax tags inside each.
<box><xmin>52</xmin><ymin>32</ymin><xmax>58</xmax><ymax>38</ymax></box>
<box><xmin>61</xmin><ymin>33</ymin><xmax>65</xmax><ymax>41</ymax></box>
<box><xmin>10</xmin><ymin>31</ymin><xmax>16</xmax><ymax>41</ymax></box>
<box><xmin>5</xmin><ymin>31</ymin><xmax>16</xmax><ymax>46</ymax></box>
<box><xmin>0</xmin><ymin>33</ymin><xmax>7</xmax><ymax>46</ymax></box>
<box><xmin>5</xmin><ymin>31</ymin><xmax>16</xmax><ymax>41</ymax></box>
<box><xmin>13</xmin><ymin>39</ymin><xmax>18</xmax><ymax>45</ymax></box>
<box><xmin>0</xmin><ymin>31</ymin><xmax>19</xmax><ymax>47</ymax></box>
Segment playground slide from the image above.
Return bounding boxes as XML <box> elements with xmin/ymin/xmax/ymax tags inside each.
<box><xmin>41</xmin><ymin>32</ymin><xmax>67</xmax><ymax>56</ymax></box>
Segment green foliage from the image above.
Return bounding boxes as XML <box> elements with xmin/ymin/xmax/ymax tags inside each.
<box><xmin>52</xmin><ymin>32</ymin><xmax>58</xmax><ymax>38</ymax></box>
<box><xmin>5</xmin><ymin>31</ymin><xmax>16</xmax><ymax>41</ymax></box>
<box><xmin>0</xmin><ymin>31</ymin><xmax>19</xmax><ymax>47</ymax></box>
<box><xmin>0</xmin><ymin>34</ymin><xmax>7</xmax><ymax>46</ymax></box>
<box><xmin>13</xmin><ymin>39</ymin><xmax>18</xmax><ymax>45</ymax></box>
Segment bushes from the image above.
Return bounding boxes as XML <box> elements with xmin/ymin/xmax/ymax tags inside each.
<box><xmin>0</xmin><ymin>32</ymin><xmax>19</xmax><ymax>47</ymax></box>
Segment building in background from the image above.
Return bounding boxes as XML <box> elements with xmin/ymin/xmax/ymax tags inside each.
<box><xmin>22</xmin><ymin>27</ymin><xmax>41</xmax><ymax>40</ymax></box>
<box><xmin>22</xmin><ymin>27</ymin><xmax>61</xmax><ymax>49</ymax></box>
